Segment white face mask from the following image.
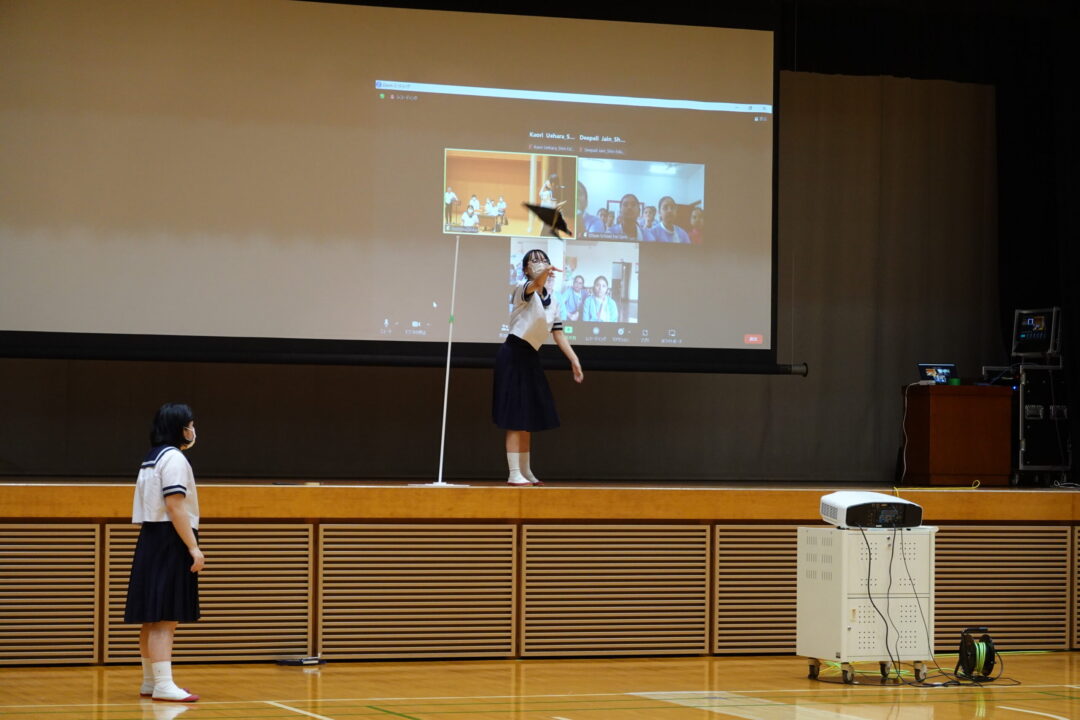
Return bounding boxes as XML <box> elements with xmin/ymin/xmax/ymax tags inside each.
<box><xmin>527</xmin><ymin>259</ymin><xmax>549</xmax><ymax>279</ymax></box>
<box><xmin>181</xmin><ymin>426</ymin><xmax>197</xmax><ymax>450</ymax></box>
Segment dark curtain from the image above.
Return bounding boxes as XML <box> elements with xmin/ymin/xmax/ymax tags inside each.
<box><xmin>774</xmin><ymin>1</ymin><xmax>1077</xmax><ymax>476</ymax></box>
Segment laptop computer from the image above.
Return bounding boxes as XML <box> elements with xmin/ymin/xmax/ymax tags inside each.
<box><xmin>917</xmin><ymin>363</ymin><xmax>957</xmax><ymax>384</ymax></box>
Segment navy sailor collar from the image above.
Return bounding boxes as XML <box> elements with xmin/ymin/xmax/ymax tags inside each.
<box><xmin>141</xmin><ymin>445</ymin><xmax>180</xmax><ymax>468</ymax></box>
<box><xmin>522</xmin><ymin>282</ymin><xmax>552</xmax><ymax>308</ymax></box>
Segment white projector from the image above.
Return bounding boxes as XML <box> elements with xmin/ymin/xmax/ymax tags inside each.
<box><xmin>819</xmin><ymin>491</ymin><xmax>923</xmax><ymax>528</ymax></box>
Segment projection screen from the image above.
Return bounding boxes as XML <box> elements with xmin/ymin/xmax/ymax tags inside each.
<box><xmin>0</xmin><ymin>1</ymin><xmax>776</xmax><ymax>371</ymax></box>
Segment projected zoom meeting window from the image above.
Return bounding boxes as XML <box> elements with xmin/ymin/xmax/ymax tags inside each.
<box><xmin>0</xmin><ymin>5</ymin><xmax>772</xmax><ymax>358</ymax></box>
<box><xmin>444</xmin><ymin>150</ymin><xmax>706</xmax><ymax>342</ymax></box>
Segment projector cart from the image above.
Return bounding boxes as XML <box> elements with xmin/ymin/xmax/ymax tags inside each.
<box><xmin>796</xmin><ymin>526</ymin><xmax>936</xmax><ymax>684</ymax></box>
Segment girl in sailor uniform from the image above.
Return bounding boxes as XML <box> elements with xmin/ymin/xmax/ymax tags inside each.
<box><xmin>124</xmin><ymin>403</ymin><xmax>204</xmax><ymax>703</ymax></box>
<box><xmin>493</xmin><ymin>249</ymin><xmax>584</xmax><ymax>485</ymax></box>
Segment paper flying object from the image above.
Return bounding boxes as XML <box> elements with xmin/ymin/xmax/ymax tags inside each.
<box><xmin>523</xmin><ymin>202</ymin><xmax>571</xmax><ymax>238</ymax></box>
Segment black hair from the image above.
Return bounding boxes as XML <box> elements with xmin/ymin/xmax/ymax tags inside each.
<box><xmin>522</xmin><ymin>248</ymin><xmax>550</xmax><ymax>276</ymax></box>
<box><xmin>150</xmin><ymin>402</ymin><xmax>194</xmax><ymax>448</ymax></box>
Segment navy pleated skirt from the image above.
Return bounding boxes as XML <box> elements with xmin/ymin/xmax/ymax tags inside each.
<box><xmin>492</xmin><ymin>334</ymin><xmax>560</xmax><ymax>431</ymax></box>
<box><xmin>124</xmin><ymin>522</ymin><xmax>201</xmax><ymax>623</ymax></box>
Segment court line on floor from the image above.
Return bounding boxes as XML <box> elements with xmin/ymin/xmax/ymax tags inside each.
<box><xmin>291</xmin><ymin>692</ymin><xmax>1080</xmax><ymax>718</ymax></box>
<box><xmin>266</xmin><ymin>700</ymin><xmax>338</xmax><ymax>720</ymax></box>
<box><xmin>0</xmin><ymin>685</ymin><xmax>1069</xmax><ymax>711</ymax></box>
<box><xmin>634</xmin><ymin>690</ymin><xmax>875</xmax><ymax>719</ymax></box>
<box><xmin>244</xmin><ymin>695</ymin><xmax>1080</xmax><ymax>720</ymax></box>
<box><xmin>997</xmin><ymin>707</ymin><xmax>1070</xmax><ymax>720</ymax></box>
<box><xmin>371</xmin><ymin>706</ymin><xmax>427</xmax><ymax>720</ymax></box>
<box><xmin>255</xmin><ymin>693</ymin><xmax>1080</xmax><ymax>719</ymax></box>
<box><xmin>332</xmin><ymin>688</ymin><xmax>1079</xmax><ymax>714</ymax></box>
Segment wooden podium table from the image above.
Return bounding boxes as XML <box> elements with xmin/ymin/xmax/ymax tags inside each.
<box><xmin>902</xmin><ymin>384</ymin><xmax>1013</xmax><ymax>486</ymax></box>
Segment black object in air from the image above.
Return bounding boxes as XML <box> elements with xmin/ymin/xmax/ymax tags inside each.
<box><xmin>523</xmin><ymin>203</ymin><xmax>570</xmax><ymax>237</ymax></box>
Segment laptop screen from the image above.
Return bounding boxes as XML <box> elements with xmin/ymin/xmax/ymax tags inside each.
<box><xmin>917</xmin><ymin>363</ymin><xmax>957</xmax><ymax>384</ymax></box>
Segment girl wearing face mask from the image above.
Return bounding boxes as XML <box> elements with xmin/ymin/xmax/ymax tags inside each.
<box><xmin>124</xmin><ymin>402</ymin><xmax>204</xmax><ymax>703</ymax></box>
<box><xmin>493</xmin><ymin>249</ymin><xmax>584</xmax><ymax>485</ymax></box>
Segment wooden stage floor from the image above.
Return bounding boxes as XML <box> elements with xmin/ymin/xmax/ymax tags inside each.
<box><xmin>2</xmin><ymin>479</ymin><xmax>1078</xmax><ymax>523</ymax></box>
<box><xmin>2</xmin><ymin>653</ymin><xmax>1079</xmax><ymax>720</ymax></box>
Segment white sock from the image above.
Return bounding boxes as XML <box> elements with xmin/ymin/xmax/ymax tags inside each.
<box><xmin>520</xmin><ymin>452</ymin><xmax>540</xmax><ymax>484</ymax></box>
<box><xmin>140</xmin><ymin>657</ymin><xmax>154</xmax><ymax>694</ymax></box>
<box><xmin>506</xmin><ymin>452</ymin><xmax>529</xmax><ymax>484</ymax></box>
<box><xmin>151</xmin><ymin>661</ymin><xmax>188</xmax><ymax>700</ymax></box>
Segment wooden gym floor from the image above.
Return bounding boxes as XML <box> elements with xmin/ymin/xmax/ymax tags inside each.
<box><xmin>1</xmin><ymin>653</ymin><xmax>1079</xmax><ymax>720</ymax></box>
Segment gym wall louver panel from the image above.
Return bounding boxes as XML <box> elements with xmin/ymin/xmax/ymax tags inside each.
<box><xmin>319</xmin><ymin>524</ymin><xmax>516</xmax><ymax>659</ymax></box>
<box><xmin>934</xmin><ymin>525</ymin><xmax>1070</xmax><ymax>650</ymax></box>
<box><xmin>522</xmin><ymin>525</ymin><xmax>710</xmax><ymax>656</ymax></box>
<box><xmin>105</xmin><ymin>524</ymin><xmax>313</xmax><ymax>662</ymax></box>
<box><xmin>714</xmin><ymin>525</ymin><xmax>799</xmax><ymax>654</ymax></box>
<box><xmin>0</xmin><ymin>525</ymin><xmax>99</xmax><ymax>664</ymax></box>
<box><xmin>1067</xmin><ymin>526</ymin><xmax>1075</xmax><ymax>651</ymax></box>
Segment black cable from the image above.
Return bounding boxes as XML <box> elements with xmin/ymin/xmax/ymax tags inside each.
<box><xmin>898</xmin><ymin>530</ymin><xmax>960</xmax><ymax>686</ymax></box>
<box><xmin>883</xmin><ymin>527</ymin><xmax>940</xmax><ymax>687</ymax></box>
<box><xmin>985</xmin><ymin>362</ymin><xmax>1019</xmax><ymax>386</ymax></box>
<box><xmin>884</xmin><ymin>526</ymin><xmax>905</xmax><ymax>683</ymax></box>
<box><xmin>900</xmin><ymin>383</ymin><xmax>920</xmax><ymax>484</ymax></box>
<box><xmin>859</xmin><ymin>527</ymin><xmax>903</xmax><ymax>685</ymax></box>
<box><xmin>847</xmin><ymin>527</ymin><xmax>1024</xmax><ymax>689</ymax></box>
<box><xmin>897</xmin><ymin>531</ymin><xmax>1024</xmax><ymax>687</ymax></box>
<box><xmin>991</xmin><ymin>648</ymin><xmax>1023</xmax><ymax>685</ymax></box>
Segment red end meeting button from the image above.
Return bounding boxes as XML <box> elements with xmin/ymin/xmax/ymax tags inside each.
<box><xmin>743</xmin><ymin>334</ymin><xmax>764</xmax><ymax>345</ymax></box>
